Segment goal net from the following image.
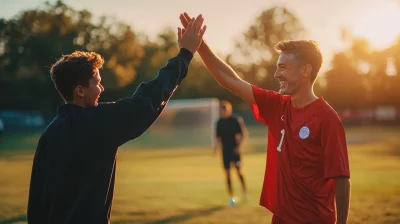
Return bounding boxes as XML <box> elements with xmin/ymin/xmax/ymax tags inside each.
<box><xmin>130</xmin><ymin>98</ymin><xmax>220</xmax><ymax>149</ymax></box>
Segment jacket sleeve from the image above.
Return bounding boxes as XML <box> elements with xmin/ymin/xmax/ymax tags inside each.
<box><xmin>89</xmin><ymin>48</ymin><xmax>193</xmax><ymax>147</ymax></box>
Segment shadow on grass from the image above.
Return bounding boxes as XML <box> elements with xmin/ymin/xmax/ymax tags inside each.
<box><xmin>114</xmin><ymin>206</ymin><xmax>225</xmax><ymax>224</ymax></box>
<box><xmin>0</xmin><ymin>215</ymin><xmax>26</xmax><ymax>224</ymax></box>
<box><xmin>0</xmin><ymin>206</ymin><xmax>225</xmax><ymax>224</ymax></box>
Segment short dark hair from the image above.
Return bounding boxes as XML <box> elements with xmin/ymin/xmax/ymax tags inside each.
<box><xmin>220</xmin><ymin>100</ymin><xmax>232</xmax><ymax>111</ymax></box>
<box><xmin>274</xmin><ymin>40</ymin><xmax>323</xmax><ymax>83</ymax></box>
<box><xmin>50</xmin><ymin>51</ymin><xmax>104</xmax><ymax>101</ymax></box>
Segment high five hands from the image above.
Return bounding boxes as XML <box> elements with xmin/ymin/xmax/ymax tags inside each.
<box><xmin>177</xmin><ymin>14</ymin><xmax>207</xmax><ymax>54</ymax></box>
<box><xmin>179</xmin><ymin>12</ymin><xmax>195</xmax><ymax>30</ymax></box>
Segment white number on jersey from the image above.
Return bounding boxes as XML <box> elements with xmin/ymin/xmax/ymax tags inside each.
<box><xmin>277</xmin><ymin>129</ymin><xmax>285</xmax><ymax>152</ymax></box>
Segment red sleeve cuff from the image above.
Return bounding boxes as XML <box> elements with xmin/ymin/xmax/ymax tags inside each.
<box><xmin>324</xmin><ymin>171</ymin><xmax>350</xmax><ymax>179</ymax></box>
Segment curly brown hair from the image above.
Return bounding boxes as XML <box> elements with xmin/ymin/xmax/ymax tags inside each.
<box><xmin>274</xmin><ymin>40</ymin><xmax>323</xmax><ymax>83</ymax></box>
<box><xmin>50</xmin><ymin>51</ymin><xmax>105</xmax><ymax>101</ymax></box>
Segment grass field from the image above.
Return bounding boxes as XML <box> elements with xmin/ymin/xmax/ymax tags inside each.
<box><xmin>0</xmin><ymin>125</ymin><xmax>400</xmax><ymax>224</ymax></box>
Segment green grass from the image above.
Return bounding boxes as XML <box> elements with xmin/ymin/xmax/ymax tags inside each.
<box><xmin>0</xmin><ymin>126</ymin><xmax>400</xmax><ymax>224</ymax></box>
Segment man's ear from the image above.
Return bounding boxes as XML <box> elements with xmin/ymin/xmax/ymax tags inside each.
<box><xmin>73</xmin><ymin>85</ymin><xmax>85</xmax><ymax>98</ymax></box>
<box><xmin>302</xmin><ymin>64</ymin><xmax>313</xmax><ymax>78</ymax></box>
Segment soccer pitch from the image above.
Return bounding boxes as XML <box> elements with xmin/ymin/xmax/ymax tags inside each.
<box><xmin>0</xmin><ymin>126</ymin><xmax>399</xmax><ymax>224</ymax></box>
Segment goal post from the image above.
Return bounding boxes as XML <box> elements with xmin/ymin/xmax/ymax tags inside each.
<box><xmin>133</xmin><ymin>98</ymin><xmax>220</xmax><ymax>149</ymax></box>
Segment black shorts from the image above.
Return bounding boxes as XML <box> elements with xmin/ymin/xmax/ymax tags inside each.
<box><xmin>222</xmin><ymin>153</ymin><xmax>241</xmax><ymax>170</ymax></box>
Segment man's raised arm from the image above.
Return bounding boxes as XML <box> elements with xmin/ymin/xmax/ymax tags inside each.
<box><xmin>180</xmin><ymin>13</ymin><xmax>255</xmax><ymax>104</ymax></box>
<box><xmin>91</xmin><ymin>15</ymin><xmax>207</xmax><ymax>147</ymax></box>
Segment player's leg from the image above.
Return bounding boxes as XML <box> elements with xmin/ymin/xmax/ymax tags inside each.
<box><xmin>224</xmin><ymin>168</ymin><xmax>236</xmax><ymax>207</ymax></box>
<box><xmin>223</xmin><ymin>164</ymin><xmax>233</xmax><ymax>198</ymax></box>
<box><xmin>234</xmin><ymin>154</ymin><xmax>247</xmax><ymax>200</ymax></box>
<box><xmin>222</xmin><ymin>155</ymin><xmax>236</xmax><ymax>207</ymax></box>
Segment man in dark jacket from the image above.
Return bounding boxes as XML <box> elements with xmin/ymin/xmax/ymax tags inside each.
<box><xmin>27</xmin><ymin>14</ymin><xmax>207</xmax><ymax>224</ymax></box>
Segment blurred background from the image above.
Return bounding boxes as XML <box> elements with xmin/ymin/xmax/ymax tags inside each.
<box><xmin>0</xmin><ymin>0</ymin><xmax>400</xmax><ymax>223</ymax></box>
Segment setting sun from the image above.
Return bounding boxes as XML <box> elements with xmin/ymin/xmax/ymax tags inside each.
<box><xmin>351</xmin><ymin>1</ymin><xmax>400</xmax><ymax>49</ymax></box>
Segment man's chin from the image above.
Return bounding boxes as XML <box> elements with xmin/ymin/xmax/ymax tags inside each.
<box><xmin>279</xmin><ymin>89</ymin><xmax>291</xmax><ymax>95</ymax></box>
<box><xmin>86</xmin><ymin>101</ymin><xmax>98</xmax><ymax>107</ymax></box>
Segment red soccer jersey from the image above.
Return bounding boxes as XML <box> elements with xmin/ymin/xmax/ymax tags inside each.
<box><xmin>251</xmin><ymin>85</ymin><xmax>350</xmax><ymax>224</ymax></box>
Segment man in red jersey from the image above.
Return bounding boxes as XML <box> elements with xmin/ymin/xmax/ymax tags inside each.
<box><xmin>179</xmin><ymin>13</ymin><xmax>351</xmax><ymax>224</ymax></box>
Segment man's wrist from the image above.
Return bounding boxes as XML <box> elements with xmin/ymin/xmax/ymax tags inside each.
<box><xmin>197</xmin><ymin>40</ymin><xmax>207</xmax><ymax>53</ymax></box>
<box><xmin>178</xmin><ymin>48</ymin><xmax>194</xmax><ymax>64</ymax></box>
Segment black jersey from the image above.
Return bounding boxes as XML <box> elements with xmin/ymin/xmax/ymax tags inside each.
<box><xmin>216</xmin><ymin>115</ymin><xmax>243</xmax><ymax>151</ymax></box>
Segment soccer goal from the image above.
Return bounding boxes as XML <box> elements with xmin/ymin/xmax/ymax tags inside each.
<box><xmin>133</xmin><ymin>98</ymin><xmax>220</xmax><ymax>149</ymax></box>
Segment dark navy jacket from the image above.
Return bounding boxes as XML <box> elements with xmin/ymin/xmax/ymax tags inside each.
<box><xmin>27</xmin><ymin>48</ymin><xmax>193</xmax><ymax>224</ymax></box>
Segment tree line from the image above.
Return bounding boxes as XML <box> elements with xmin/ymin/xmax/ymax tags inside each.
<box><xmin>0</xmin><ymin>1</ymin><xmax>399</xmax><ymax>118</ymax></box>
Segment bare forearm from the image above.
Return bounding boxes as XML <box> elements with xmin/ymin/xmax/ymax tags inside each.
<box><xmin>197</xmin><ymin>40</ymin><xmax>242</xmax><ymax>88</ymax></box>
<box><xmin>215</xmin><ymin>138</ymin><xmax>222</xmax><ymax>149</ymax></box>
<box><xmin>336</xmin><ymin>177</ymin><xmax>351</xmax><ymax>224</ymax></box>
<box><xmin>236</xmin><ymin>118</ymin><xmax>248</xmax><ymax>145</ymax></box>
<box><xmin>178</xmin><ymin>13</ymin><xmax>253</xmax><ymax>103</ymax></box>
<box><xmin>235</xmin><ymin>133</ymin><xmax>244</xmax><ymax>148</ymax></box>
<box><xmin>241</xmin><ymin>128</ymin><xmax>248</xmax><ymax>140</ymax></box>
<box><xmin>235</xmin><ymin>138</ymin><xmax>243</xmax><ymax>148</ymax></box>
<box><xmin>216</xmin><ymin>140</ymin><xmax>221</xmax><ymax>148</ymax></box>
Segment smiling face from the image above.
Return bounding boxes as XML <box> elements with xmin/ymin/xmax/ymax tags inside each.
<box><xmin>81</xmin><ymin>69</ymin><xmax>104</xmax><ymax>107</ymax></box>
<box><xmin>273</xmin><ymin>40</ymin><xmax>323</xmax><ymax>96</ymax></box>
<box><xmin>50</xmin><ymin>50</ymin><xmax>105</xmax><ymax>107</ymax></box>
<box><xmin>274</xmin><ymin>52</ymin><xmax>305</xmax><ymax>95</ymax></box>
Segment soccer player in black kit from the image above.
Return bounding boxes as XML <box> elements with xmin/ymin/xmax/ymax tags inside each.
<box><xmin>215</xmin><ymin>100</ymin><xmax>248</xmax><ymax>207</ymax></box>
<box><xmin>27</xmin><ymin>15</ymin><xmax>206</xmax><ymax>224</ymax></box>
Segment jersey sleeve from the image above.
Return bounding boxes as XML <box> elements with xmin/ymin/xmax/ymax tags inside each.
<box><xmin>251</xmin><ymin>85</ymin><xmax>284</xmax><ymax>126</ymax></box>
<box><xmin>321</xmin><ymin>114</ymin><xmax>350</xmax><ymax>179</ymax></box>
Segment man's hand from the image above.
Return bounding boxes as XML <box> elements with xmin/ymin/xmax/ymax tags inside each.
<box><xmin>179</xmin><ymin>12</ymin><xmax>194</xmax><ymax>29</ymax></box>
<box><xmin>178</xmin><ymin>14</ymin><xmax>207</xmax><ymax>54</ymax></box>
<box><xmin>179</xmin><ymin>12</ymin><xmax>256</xmax><ymax>104</ymax></box>
<box><xmin>212</xmin><ymin>144</ymin><xmax>219</xmax><ymax>156</ymax></box>
<box><xmin>234</xmin><ymin>146</ymin><xmax>240</xmax><ymax>155</ymax></box>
